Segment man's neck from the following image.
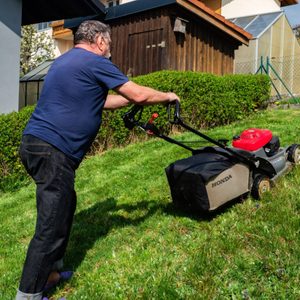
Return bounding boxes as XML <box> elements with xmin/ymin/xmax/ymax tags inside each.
<box><xmin>75</xmin><ymin>43</ymin><xmax>99</xmax><ymax>56</ymax></box>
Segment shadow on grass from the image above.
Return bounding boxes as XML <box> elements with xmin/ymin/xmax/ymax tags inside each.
<box><xmin>45</xmin><ymin>194</ymin><xmax>248</xmax><ymax>296</ymax></box>
<box><xmin>64</xmin><ymin>197</ymin><xmax>164</xmax><ymax>271</ymax></box>
<box><xmin>43</xmin><ymin>193</ymin><xmax>248</xmax><ymax>297</ymax></box>
<box><xmin>65</xmin><ymin>194</ymin><xmax>246</xmax><ymax>270</ymax></box>
<box><xmin>165</xmin><ymin>193</ymin><xmax>248</xmax><ymax>221</ymax></box>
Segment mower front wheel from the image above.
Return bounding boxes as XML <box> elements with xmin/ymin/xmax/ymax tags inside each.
<box><xmin>251</xmin><ymin>175</ymin><xmax>271</xmax><ymax>199</ymax></box>
<box><xmin>287</xmin><ymin>144</ymin><xmax>300</xmax><ymax>164</ymax></box>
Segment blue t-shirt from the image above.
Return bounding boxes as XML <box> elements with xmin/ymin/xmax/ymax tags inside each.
<box><xmin>24</xmin><ymin>48</ymin><xmax>129</xmax><ymax>162</ymax></box>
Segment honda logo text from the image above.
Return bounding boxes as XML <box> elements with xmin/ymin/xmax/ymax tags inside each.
<box><xmin>211</xmin><ymin>174</ymin><xmax>232</xmax><ymax>188</ymax></box>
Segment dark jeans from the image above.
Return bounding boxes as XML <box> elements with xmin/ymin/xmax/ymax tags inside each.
<box><xmin>18</xmin><ymin>135</ymin><xmax>79</xmax><ymax>294</ymax></box>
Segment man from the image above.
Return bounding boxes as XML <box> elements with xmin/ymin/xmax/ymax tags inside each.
<box><xmin>16</xmin><ymin>20</ymin><xmax>179</xmax><ymax>300</ymax></box>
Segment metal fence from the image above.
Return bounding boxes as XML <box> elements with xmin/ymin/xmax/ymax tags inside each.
<box><xmin>234</xmin><ymin>55</ymin><xmax>300</xmax><ymax>98</ymax></box>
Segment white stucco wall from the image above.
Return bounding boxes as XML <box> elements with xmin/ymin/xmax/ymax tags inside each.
<box><xmin>53</xmin><ymin>39</ymin><xmax>73</xmax><ymax>57</ymax></box>
<box><xmin>0</xmin><ymin>0</ymin><xmax>22</xmax><ymax>114</ymax></box>
<box><xmin>221</xmin><ymin>0</ymin><xmax>281</xmax><ymax>19</ymax></box>
<box><xmin>101</xmin><ymin>0</ymin><xmax>135</xmax><ymax>7</ymax></box>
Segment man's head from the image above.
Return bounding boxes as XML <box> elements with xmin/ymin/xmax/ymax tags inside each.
<box><xmin>74</xmin><ymin>20</ymin><xmax>111</xmax><ymax>58</ymax></box>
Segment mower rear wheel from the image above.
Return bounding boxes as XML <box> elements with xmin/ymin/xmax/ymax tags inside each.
<box><xmin>251</xmin><ymin>175</ymin><xmax>271</xmax><ymax>199</ymax></box>
<box><xmin>287</xmin><ymin>144</ymin><xmax>300</xmax><ymax>164</ymax></box>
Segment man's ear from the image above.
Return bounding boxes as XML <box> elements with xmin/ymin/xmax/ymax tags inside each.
<box><xmin>96</xmin><ymin>36</ymin><xmax>102</xmax><ymax>46</ymax></box>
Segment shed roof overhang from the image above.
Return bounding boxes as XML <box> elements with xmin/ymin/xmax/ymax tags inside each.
<box><xmin>280</xmin><ymin>0</ymin><xmax>298</xmax><ymax>6</ymax></box>
<box><xmin>176</xmin><ymin>0</ymin><xmax>252</xmax><ymax>45</ymax></box>
<box><xmin>22</xmin><ymin>0</ymin><xmax>105</xmax><ymax>26</ymax></box>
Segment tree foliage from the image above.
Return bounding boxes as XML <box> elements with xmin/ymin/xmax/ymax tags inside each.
<box><xmin>295</xmin><ymin>28</ymin><xmax>300</xmax><ymax>40</ymax></box>
<box><xmin>20</xmin><ymin>25</ymin><xmax>55</xmax><ymax>77</ymax></box>
<box><xmin>293</xmin><ymin>24</ymin><xmax>300</xmax><ymax>41</ymax></box>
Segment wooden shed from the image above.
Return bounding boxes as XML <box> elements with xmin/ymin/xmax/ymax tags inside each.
<box><xmin>63</xmin><ymin>0</ymin><xmax>252</xmax><ymax>77</ymax></box>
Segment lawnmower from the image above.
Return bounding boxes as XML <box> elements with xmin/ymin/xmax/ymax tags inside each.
<box><xmin>122</xmin><ymin>101</ymin><xmax>300</xmax><ymax>213</ymax></box>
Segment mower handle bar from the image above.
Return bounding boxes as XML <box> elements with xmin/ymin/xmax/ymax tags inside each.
<box><xmin>122</xmin><ymin>100</ymin><xmax>179</xmax><ymax>130</ymax></box>
<box><xmin>122</xmin><ymin>100</ymin><xmax>247</xmax><ymax>157</ymax></box>
<box><xmin>122</xmin><ymin>104</ymin><xmax>143</xmax><ymax>130</ymax></box>
<box><xmin>167</xmin><ymin>100</ymin><xmax>181</xmax><ymax>124</ymax></box>
<box><xmin>121</xmin><ymin>101</ymin><xmax>274</xmax><ymax>174</ymax></box>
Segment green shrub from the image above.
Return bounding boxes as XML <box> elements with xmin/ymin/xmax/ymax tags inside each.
<box><xmin>0</xmin><ymin>71</ymin><xmax>270</xmax><ymax>192</ymax></box>
<box><xmin>0</xmin><ymin>106</ymin><xmax>34</xmax><ymax>192</ymax></box>
<box><xmin>91</xmin><ymin>71</ymin><xmax>271</xmax><ymax>153</ymax></box>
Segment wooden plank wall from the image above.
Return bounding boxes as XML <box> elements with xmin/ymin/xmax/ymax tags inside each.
<box><xmin>166</xmin><ymin>6</ymin><xmax>238</xmax><ymax>75</ymax></box>
<box><xmin>108</xmin><ymin>5</ymin><xmax>240</xmax><ymax>76</ymax></box>
<box><xmin>109</xmin><ymin>8</ymin><xmax>169</xmax><ymax>77</ymax></box>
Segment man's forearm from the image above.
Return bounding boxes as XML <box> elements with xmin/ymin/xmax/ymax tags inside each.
<box><xmin>115</xmin><ymin>81</ymin><xmax>180</xmax><ymax>105</ymax></box>
<box><xmin>104</xmin><ymin>94</ymin><xmax>130</xmax><ymax>110</ymax></box>
<box><xmin>138</xmin><ymin>86</ymin><xmax>175</xmax><ymax>105</ymax></box>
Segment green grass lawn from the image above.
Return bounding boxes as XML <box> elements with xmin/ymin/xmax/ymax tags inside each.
<box><xmin>1</xmin><ymin>108</ymin><xmax>300</xmax><ymax>299</ymax></box>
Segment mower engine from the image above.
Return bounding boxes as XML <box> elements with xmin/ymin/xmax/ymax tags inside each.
<box><xmin>232</xmin><ymin>128</ymin><xmax>288</xmax><ymax>178</ymax></box>
<box><xmin>232</xmin><ymin>128</ymin><xmax>277</xmax><ymax>155</ymax></box>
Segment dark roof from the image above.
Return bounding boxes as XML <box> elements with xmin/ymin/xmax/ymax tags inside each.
<box><xmin>64</xmin><ymin>15</ymin><xmax>101</xmax><ymax>30</ymax></box>
<box><xmin>65</xmin><ymin>0</ymin><xmax>251</xmax><ymax>45</ymax></box>
<box><xmin>105</xmin><ymin>0</ymin><xmax>176</xmax><ymax>20</ymax></box>
<box><xmin>64</xmin><ymin>0</ymin><xmax>176</xmax><ymax>28</ymax></box>
<box><xmin>22</xmin><ymin>0</ymin><xmax>105</xmax><ymax>26</ymax></box>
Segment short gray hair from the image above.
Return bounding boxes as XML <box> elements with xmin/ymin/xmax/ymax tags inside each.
<box><xmin>74</xmin><ymin>20</ymin><xmax>111</xmax><ymax>45</ymax></box>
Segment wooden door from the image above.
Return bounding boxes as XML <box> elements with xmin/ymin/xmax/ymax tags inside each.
<box><xmin>127</xmin><ymin>29</ymin><xmax>165</xmax><ymax>77</ymax></box>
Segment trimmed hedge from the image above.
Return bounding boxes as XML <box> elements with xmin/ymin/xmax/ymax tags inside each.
<box><xmin>0</xmin><ymin>106</ymin><xmax>34</xmax><ymax>191</ymax></box>
<box><xmin>92</xmin><ymin>71</ymin><xmax>270</xmax><ymax>151</ymax></box>
<box><xmin>0</xmin><ymin>71</ymin><xmax>270</xmax><ymax>192</ymax></box>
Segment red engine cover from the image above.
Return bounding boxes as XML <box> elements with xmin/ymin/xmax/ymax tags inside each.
<box><xmin>232</xmin><ymin>128</ymin><xmax>272</xmax><ymax>151</ymax></box>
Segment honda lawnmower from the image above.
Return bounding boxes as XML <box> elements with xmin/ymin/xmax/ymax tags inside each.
<box><xmin>122</xmin><ymin>101</ymin><xmax>300</xmax><ymax>213</ymax></box>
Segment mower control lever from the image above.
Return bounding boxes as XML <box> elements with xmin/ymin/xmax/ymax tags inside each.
<box><xmin>145</xmin><ymin>113</ymin><xmax>160</xmax><ymax>135</ymax></box>
<box><xmin>122</xmin><ymin>105</ymin><xmax>143</xmax><ymax>130</ymax></box>
<box><xmin>148</xmin><ymin>113</ymin><xmax>159</xmax><ymax>124</ymax></box>
<box><xmin>168</xmin><ymin>100</ymin><xmax>181</xmax><ymax>125</ymax></box>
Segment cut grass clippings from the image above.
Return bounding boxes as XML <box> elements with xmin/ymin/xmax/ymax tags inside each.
<box><xmin>0</xmin><ymin>108</ymin><xmax>299</xmax><ymax>299</ymax></box>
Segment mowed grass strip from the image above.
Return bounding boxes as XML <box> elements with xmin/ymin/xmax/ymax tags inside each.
<box><xmin>0</xmin><ymin>108</ymin><xmax>300</xmax><ymax>299</ymax></box>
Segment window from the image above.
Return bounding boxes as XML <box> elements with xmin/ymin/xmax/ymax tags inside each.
<box><xmin>37</xmin><ymin>22</ymin><xmax>51</xmax><ymax>31</ymax></box>
<box><xmin>107</xmin><ymin>0</ymin><xmax>120</xmax><ymax>8</ymax></box>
